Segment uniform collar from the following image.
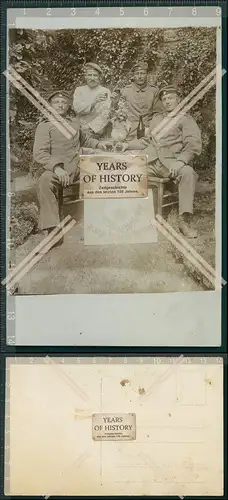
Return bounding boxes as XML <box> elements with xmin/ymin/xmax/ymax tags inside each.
<box><xmin>65</xmin><ymin>114</ymin><xmax>77</xmax><ymax>121</ymax></box>
<box><xmin>86</xmin><ymin>84</ymin><xmax>101</xmax><ymax>92</ymax></box>
<box><xmin>133</xmin><ymin>82</ymin><xmax>149</xmax><ymax>93</ymax></box>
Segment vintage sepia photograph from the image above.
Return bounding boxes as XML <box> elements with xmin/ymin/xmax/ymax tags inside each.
<box><xmin>5</xmin><ymin>356</ymin><xmax>223</xmax><ymax>496</ymax></box>
<box><xmin>8</xmin><ymin>24</ymin><xmax>219</xmax><ymax>296</ymax></box>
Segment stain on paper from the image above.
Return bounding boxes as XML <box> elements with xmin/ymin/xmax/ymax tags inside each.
<box><xmin>120</xmin><ymin>379</ymin><xmax>130</xmax><ymax>387</ymax></box>
<box><xmin>74</xmin><ymin>409</ymin><xmax>91</xmax><ymax>420</ymax></box>
<box><xmin>205</xmin><ymin>378</ymin><xmax>212</xmax><ymax>386</ymax></box>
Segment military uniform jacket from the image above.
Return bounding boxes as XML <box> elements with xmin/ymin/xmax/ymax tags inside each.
<box><xmin>33</xmin><ymin>116</ymin><xmax>99</xmax><ymax>175</ymax></box>
<box><xmin>121</xmin><ymin>82</ymin><xmax>162</xmax><ymax>127</ymax></box>
<box><xmin>145</xmin><ymin>111</ymin><xmax>202</xmax><ymax>167</ymax></box>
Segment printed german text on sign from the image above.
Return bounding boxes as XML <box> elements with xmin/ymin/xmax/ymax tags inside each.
<box><xmin>80</xmin><ymin>155</ymin><xmax>147</xmax><ymax>199</ymax></box>
<box><xmin>92</xmin><ymin>412</ymin><xmax>136</xmax><ymax>441</ymax></box>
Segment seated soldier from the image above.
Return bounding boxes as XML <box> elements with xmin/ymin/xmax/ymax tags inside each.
<box><xmin>33</xmin><ymin>90</ymin><xmax>106</xmax><ymax>249</ymax></box>
<box><xmin>125</xmin><ymin>85</ymin><xmax>202</xmax><ymax>238</ymax></box>
<box><xmin>73</xmin><ymin>62</ymin><xmax>112</xmax><ymax>138</ymax></box>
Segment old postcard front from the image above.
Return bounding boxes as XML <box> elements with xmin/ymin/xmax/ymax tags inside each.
<box><xmin>5</xmin><ymin>357</ymin><xmax>223</xmax><ymax>496</ymax></box>
<box><xmin>5</xmin><ymin>6</ymin><xmax>223</xmax><ymax>346</ymax></box>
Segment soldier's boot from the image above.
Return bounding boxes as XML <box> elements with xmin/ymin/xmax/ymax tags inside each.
<box><xmin>179</xmin><ymin>213</ymin><xmax>198</xmax><ymax>239</ymax></box>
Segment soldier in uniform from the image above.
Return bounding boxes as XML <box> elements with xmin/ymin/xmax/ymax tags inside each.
<box><xmin>33</xmin><ymin>90</ymin><xmax>106</xmax><ymax>248</ymax></box>
<box><xmin>125</xmin><ymin>86</ymin><xmax>202</xmax><ymax>238</ymax></box>
<box><xmin>120</xmin><ymin>62</ymin><xmax>162</xmax><ymax>139</ymax></box>
<box><xmin>73</xmin><ymin>62</ymin><xmax>112</xmax><ymax>138</ymax></box>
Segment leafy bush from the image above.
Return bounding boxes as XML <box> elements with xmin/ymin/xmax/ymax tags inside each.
<box><xmin>156</xmin><ymin>27</ymin><xmax>216</xmax><ymax>171</ymax></box>
<box><xmin>9</xmin><ymin>27</ymin><xmax>216</xmax><ymax>174</ymax></box>
<box><xmin>10</xmin><ymin>201</ymin><xmax>39</xmax><ymax>247</ymax></box>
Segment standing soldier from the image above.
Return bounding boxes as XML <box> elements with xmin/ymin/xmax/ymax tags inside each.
<box><xmin>73</xmin><ymin>62</ymin><xmax>112</xmax><ymax>138</ymax></box>
<box><xmin>33</xmin><ymin>90</ymin><xmax>106</xmax><ymax>249</ymax></box>
<box><xmin>120</xmin><ymin>62</ymin><xmax>162</xmax><ymax>139</ymax></box>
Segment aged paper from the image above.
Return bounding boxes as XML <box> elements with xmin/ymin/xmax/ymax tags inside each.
<box><xmin>5</xmin><ymin>357</ymin><xmax>223</xmax><ymax>496</ymax></box>
<box><xmin>5</xmin><ymin>8</ymin><xmax>222</xmax><ymax>346</ymax></box>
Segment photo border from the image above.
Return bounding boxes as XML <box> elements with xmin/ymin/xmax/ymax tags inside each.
<box><xmin>0</xmin><ymin>353</ymin><xmax>227</xmax><ymax>499</ymax></box>
<box><xmin>0</xmin><ymin>1</ymin><xmax>227</xmax><ymax>499</ymax></box>
<box><xmin>0</xmin><ymin>4</ymin><xmax>227</xmax><ymax>353</ymax></box>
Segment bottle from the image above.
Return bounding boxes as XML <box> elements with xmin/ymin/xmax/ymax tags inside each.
<box><xmin>137</xmin><ymin>115</ymin><xmax>145</xmax><ymax>139</ymax></box>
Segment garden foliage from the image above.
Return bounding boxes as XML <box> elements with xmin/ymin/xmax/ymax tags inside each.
<box><xmin>9</xmin><ymin>27</ymin><xmax>216</xmax><ymax>173</ymax></box>
<box><xmin>10</xmin><ymin>201</ymin><xmax>39</xmax><ymax>247</ymax></box>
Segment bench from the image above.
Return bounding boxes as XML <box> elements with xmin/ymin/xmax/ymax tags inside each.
<box><xmin>58</xmin><ymin>148</ymin><xmax>93</xmax><ymax>219</ymax></box>
<box><xmin>59</xmin><ymin>177</ymin><xmax>179</xmax><ymax>219</ymax></box>
<box><xmin>149</xmin><ymin>177</ymin><xmax>179</xmax><ymax>216</ymax></box>
<box><xmin>58</xmin><ymin>182</ymin><xmax>79</xmax><ymax>221</ymax></box>
<box><xmin>58</xmin><ymin>146</ymin><xmax>179</xmax><ymax>219</ymax></box>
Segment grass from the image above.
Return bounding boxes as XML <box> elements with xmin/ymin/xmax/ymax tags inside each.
<box><xmin>12</xmin><ymin>166</ymin><xmax>216</xmax><ymax>292</ymax></box>
<box><xmin>166</xmin><ymin>169</ymin><xmax>216</xmax><ymax>290</ymax></box>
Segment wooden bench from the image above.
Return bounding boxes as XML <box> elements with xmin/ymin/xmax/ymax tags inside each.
<box><xmin>58</xmin><ymin>182</ymin><xmax>79</xmax><ymax>221</ymax></box>
<box><xmin>58</xmin><ymin>148</ymin><xmax>93</xmax><ymax>219</ymax></box>
<box><xmin>59</xmin><ymin>177</ymin><xmax>179</xmax><ymax>219</ymax></box>
<box><xmin>57</xmin><ymin>146</ymin><xmax>179</xmax><ymax>219</ymax></box>
<box><xmin>149</xmin><ymin>177</ymin><xmax>179</xmax><ymax>216</ymax></box>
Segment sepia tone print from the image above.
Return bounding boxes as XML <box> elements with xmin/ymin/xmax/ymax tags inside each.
<box><xmin>8</xmin><ymin>26</ymin><xmax>218</xmax><ymax>295</ymax></box>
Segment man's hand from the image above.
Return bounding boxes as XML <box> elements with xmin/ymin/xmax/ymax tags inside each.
<box><xmin>111</xmin><ymin>91</ymin><xmax>119</xmax><ymax>100</ymax></box>
<box><xmin>169</xmin><ymin>160</ymin><xmax>185</xmax><ymax>178</ymax></box>
<box><xmin>139</xmin><ymin>137</ymin><xmax>150</xmax><ymax>148</ymax></box>
<box><xmin>95</xmin><ymin>92</ymin><xmax>108</xmax><ymax>103</ymax></box>
<box><xmin>121</xmin><ymin>142</ymin><xmax>128</xmax><ymax>152</ymax></box>
<box><xmin>54</xmin><ymin>166</ymin><xmax>70</xmax><ymax>187</ymax></box>
<box><xmin>96</xmin><ymin>142</ymin><xmax>107</xmax><ymax>151</ymax></box>
<box><xmin>127</xmin><ymin>138</ymin><xmax>149</xmax><ymax>151</ymax></box>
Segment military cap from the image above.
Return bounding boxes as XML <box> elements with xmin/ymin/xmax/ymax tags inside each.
<box><xmin>47</xmin><ymin>90</ymin><xmax>71</xmax><ymax>101</ymax></box>
<box><xmin>132</xmin><ymin>62</ymin><xmax>148</xmax><ymax>72</ymax></box>
<box><xmin>158</xmin><ymin>85</ymin><xmax>180</xmax><ymax>99</ymax></box>
<box><xmin>84</xmin><ymin>62</ymin><xmax>103</xmax><ymax>74</ymax></box>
